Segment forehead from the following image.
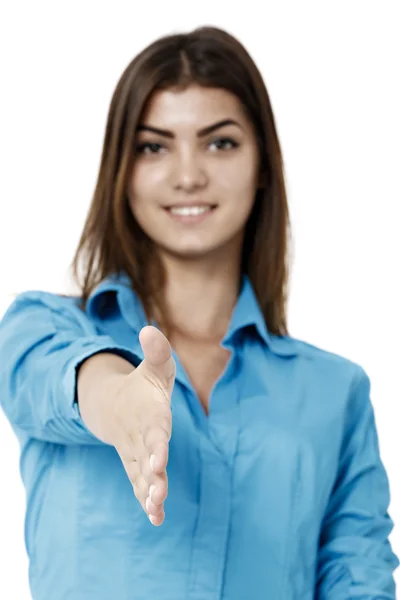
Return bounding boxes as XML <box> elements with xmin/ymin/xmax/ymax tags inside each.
<box><xmin>140</xmin><ymin>85</ymin><xmax>248</xmax><ymax>127</ymax></box>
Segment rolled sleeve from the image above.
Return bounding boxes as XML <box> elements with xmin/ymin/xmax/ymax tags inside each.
<box><xmin>0</xmin><ymin>291</ymin><xmax>141</xmax><ymax>445</ymax></box>
<box><xmin>316</xmin><ymin>366</ymin><xmax>399</xmax><ymax>598</ymax></box>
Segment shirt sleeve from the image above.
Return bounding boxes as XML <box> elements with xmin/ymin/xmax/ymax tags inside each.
<box><xmin>316</xmin><ymin>365</ymin><xmax>399</xmax><ymax>598</ymax></box>
<box><xmin>0</xmin><ymin>291</ymin><xmax>141</xmax><ymax>445</ymax></box>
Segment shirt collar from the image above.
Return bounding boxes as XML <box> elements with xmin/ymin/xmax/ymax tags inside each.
<box><xmin>87</xmin><ymin>272</ymin><xmax>298</xmax><ymax>358</ymax></box>
<box><xmin>224</xmin><ymin>274</ymin><xmax>298</xmax><ymax>357</ymax></box>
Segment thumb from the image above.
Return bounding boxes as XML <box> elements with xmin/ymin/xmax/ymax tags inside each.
<box><xmin>136</xmin><ymin>325</ymin><xmax>176</xmax><ymax>398</ymax></box>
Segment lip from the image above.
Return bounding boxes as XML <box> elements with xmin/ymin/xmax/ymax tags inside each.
<box><xmin>164</xmin><ymin>201</ymin><xmax>216</xmax><ymax>209</ymax></box>
<box><xmin>163</xmin><ymin>205</ymin><xmax>217</xmax><ymax>225</ymax></box>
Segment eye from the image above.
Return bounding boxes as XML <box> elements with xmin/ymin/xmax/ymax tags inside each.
<box><xmin>136</xmin><ymin>142</ymin><xmax>166</xmax><ymax>155</ymax></box>
<box><xmin>208</xmin><ymin>137</ymin><xmax>239</xmax><ymax>151</ymax></box>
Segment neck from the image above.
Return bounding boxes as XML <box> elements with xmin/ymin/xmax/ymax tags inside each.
<box><xmin>155</xmin><ymin>251</ymin><xmax>242</xmax><ymax>343</ymax></box>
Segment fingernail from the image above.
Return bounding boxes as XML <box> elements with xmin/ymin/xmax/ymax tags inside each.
<box><xmin>149</xmin><ymin>515</ymin><xmax>157</xmax><ymax>525</ymax></box>
<box><xmin>150</xmin><ymin>455</ymin><xmax>157</xmax><ymax>471</ymax></box>
<box><xmin>149</xmin><ymin>484</ymin><xmax>156</xmax><ymax>501</ymax></box>
<box><xmin>145</xmin><ymin>496</ymin><xmax>151</xmax><ymax>513</ymax></box>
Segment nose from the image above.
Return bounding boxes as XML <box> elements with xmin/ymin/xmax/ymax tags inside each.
<box><xmin>172</xmin><ymin>149</ymin><xmax>208</xmax><ymax>192</ymax></box>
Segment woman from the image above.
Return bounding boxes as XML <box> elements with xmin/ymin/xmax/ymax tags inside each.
<box><xmin>0</xmin><ymin>25</ymin><xmax>397</xmax><ymax>600</ymax></box>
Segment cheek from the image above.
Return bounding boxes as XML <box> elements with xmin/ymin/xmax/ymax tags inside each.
<box><xmin>215</xmin><ymin>149</ymin><xmax>259</xmax><ymax>191</ymax></box>
<box><xmin>128</xmin><ymin>198</ymin><xmax>155</xmax><ymax>234</ymax></box>
<box><xmin>229</xmin><ymin>172</ymin><xmax>259</xmax><ymax>225</ymax></box>
<box><xmin>215</xmin><ymin>163</ymin><xmax>258</xmax><ymax>214</ymax></box>
<box><xmin>128</xmin><ymin>171</ymin><xmax>158</xmax><ymax>215</ymax></box>
<box><xmin>127</xmin><ymin>190</ymin><xmax>149</xmax><ymax>231</ymax></box>
<box><xmin>134</xmin><ymin>159</ymin><xmax>170</xmax><ymax>188</ymax></box>
<box><xmin>130</xmin><ymin>161</ymin><xmax>165</xmax><ymax>194</ymax></box>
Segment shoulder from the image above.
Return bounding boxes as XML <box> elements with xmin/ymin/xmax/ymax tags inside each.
<box><xmin>284</xmin><ymin>333</ymin><xmax>367</xmax><ymax>390</ymax></box>
<box><xmin>0</xmin><ymin>289</ymin><xmax>98</xmax><ymax>334</ymax></box>
<box><xmin>275</xmin><ymin>336</ymin><xmax>372</xmax><ymax>428</ymax></box>
<box><xmin>3</xmin><ymin>289</ymin><xmax>83</xmax><ymax>317</ymax></box>
<box><xmin>293</xmin><ymin>335</ymin><xmax>358</xmax><ymax>366</ymax></box>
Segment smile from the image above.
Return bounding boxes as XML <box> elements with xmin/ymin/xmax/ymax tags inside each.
<box><xmin>164</xmin><ymin>204</ymin><xmax>217</xmax><ymax>224</ymax></box>
<box><xmin>167</xmin><ymin>205</ymin><xmax>215</xmax><ymax>216</ymax></box>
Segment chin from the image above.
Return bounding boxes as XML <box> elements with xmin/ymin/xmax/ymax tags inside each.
<box><xmin>159</xmin><ymin>241</ymin><xmax>223</xmax><ymax>261</ymax></box>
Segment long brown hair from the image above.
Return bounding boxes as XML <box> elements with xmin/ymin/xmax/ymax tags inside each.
<box><xmin>71</xmin><ymin>25</ymin><xmax>293</xmax><ymax>338</ymax></box>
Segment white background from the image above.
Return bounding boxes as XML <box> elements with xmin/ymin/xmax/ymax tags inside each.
<box><xmin>0</xmin><ymin>2</ymin><xmax>399</xmax><ymax>597</ymax></box>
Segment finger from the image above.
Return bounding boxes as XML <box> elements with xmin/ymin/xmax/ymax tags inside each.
<box><xmin>129</xmin><ymin>461</ymin><xmax>165</xmax><ymax>524</ymax></box>
<box><xmin>125</xmin><ymin>458</ymin><xmax>148</xmax><ymax>513</ymax></box>
<box><xmin>137</xmin><ymin>326</ymin><xmax>176</xmax><ymax>397</ymax></box>
<box><xmin>118</xmin><ymin>447</ymin><xmax>166</xmax><ymax>521</ymax></box>
<box><xmin>145</xmin><ymin>495</ymin><xmax>164</xmax><ymax>518</ymax></box>
<box><xmin>149</xmin><ymin>441</ymin><xmax>169</xmax><ymax>475</ymax></box>
<box><xmin>141</xmin><ymin>406</ymin><xmax>172</xmax><ymax>444</ymax></box>
<box><xmin>149</xmin><ymin>470</ymin><xmax>168</xmax><ymax>506</ymax></box>
<box><xmin>135</xmin><ymin>439</ymin><xmax>168</xmax><ymax>505</ymax></box>
<box><xmin>145</xmin><ymin>471</ymin><xmax>168</xmax><ymax>522</ymax></box>
<box><xmin>136</xmin><ymin>435</ymin><xmax>157</xmax><ymax>485</ymax></box>
<box><xmin>149</xmin><ymin>511</ymin><xmax>165</xmax><ymax>527</ymax></box>
<box><xmin>141</xmin><ymin>413</ymin><xmax>171</xmax><ymax>461</ymax></box>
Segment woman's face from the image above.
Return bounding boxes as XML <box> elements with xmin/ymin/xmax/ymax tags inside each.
<box><xmin>128</xmin><ymin>84</ymin><xmax>261</xmax><ymax>262</ymax></box>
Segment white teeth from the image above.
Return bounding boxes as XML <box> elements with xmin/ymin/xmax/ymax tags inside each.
<box><xmin>168</xmin><ymin>206</ymin><xmax>213</xmax><ymax>216</ymax></box>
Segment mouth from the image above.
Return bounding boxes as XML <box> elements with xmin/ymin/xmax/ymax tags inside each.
<box><xmin>163</xmin><ymin>204</ymin><xmax>217</xmax><ymax>223</ymax></box>
<box><xmin>165</xmin><ymin>204</ymin><xmax>217</xmax><ymax>216</ymax></box>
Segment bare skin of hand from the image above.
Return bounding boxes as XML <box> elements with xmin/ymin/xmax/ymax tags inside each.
<box><xmin>115</xmin><ymin>326</ymin><xmax>176</xmax><ymax>525</ymax></box>
<box><xmin>81</xmin><ymin>326</ymin><xmax>176</xmax><ymax>526</ymax></box>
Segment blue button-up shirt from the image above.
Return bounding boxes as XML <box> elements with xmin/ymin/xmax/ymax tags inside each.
<box><xmin>0</xmin><ymin>274</ymin><xmax>398</xmax><ymax>599</ymax></box>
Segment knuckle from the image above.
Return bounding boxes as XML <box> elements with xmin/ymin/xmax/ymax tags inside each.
<box><xmin>160</xmin><ymin>416</ymin><xmax>172</xmax><ymax>441</ymax></box>
<box><xmin>139</xmin><ymin>452</ymin><xmax>152</xmax><ymax>483</ymax></box>
<box><xmin>134</xmin><ymin>478</ymin><xmax>148</xmax><ymax>506</ymax></box>
<box><xmin>157</xmin><ymin>483</ymin><xmax>168</xmax><ymax>504</ymax></box>
<box><xmin>141</xmin><ymin>424</ymin><xmax>158</xmax><ymax>450</ymax></box>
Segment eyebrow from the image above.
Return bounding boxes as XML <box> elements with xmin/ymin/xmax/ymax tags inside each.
<box><xmin>136</xmin><ymin>119</ymin><xmax>243</xmax><ymax>138</ymax></box>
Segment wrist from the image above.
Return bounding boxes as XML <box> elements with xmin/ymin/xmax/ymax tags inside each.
<box><xmin>77</xmin><ymin>353</ymin><xmax>134</xmax><ymax>444</ymax></box>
